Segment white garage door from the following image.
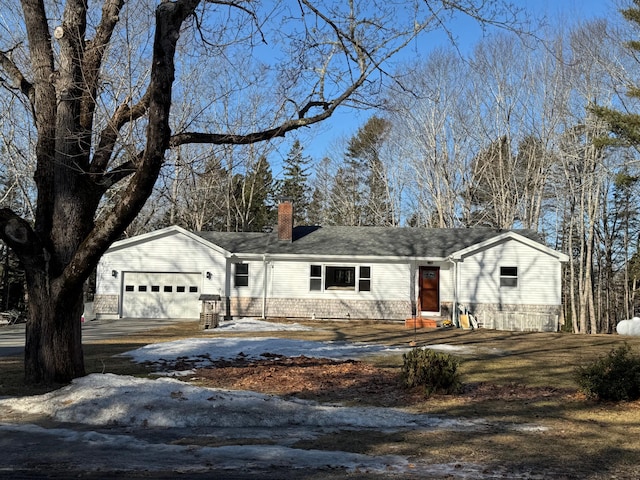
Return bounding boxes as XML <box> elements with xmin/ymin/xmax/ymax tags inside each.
<box><xmin>122</xmin><ymin>272</ymin><xmax>201</xmax><ymax>319</ymax></box>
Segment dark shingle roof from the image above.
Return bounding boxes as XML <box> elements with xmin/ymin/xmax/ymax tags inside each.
<box><xmin>194</xmin><ymin>226</ymin><xmax>543</xmax><ymax>258</ymax></box>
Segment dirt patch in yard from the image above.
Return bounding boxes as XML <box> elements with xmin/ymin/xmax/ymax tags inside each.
<box><xmin>192</xmin><ymin>354</ymin><xmax>576</xmax><ymax>408</ymax></box>
<box><xmin>194</xmin><ymin>355</ymin><xmax>417</xmax><ymax>406</ymax></box>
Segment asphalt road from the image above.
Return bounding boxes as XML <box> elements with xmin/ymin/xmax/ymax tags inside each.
<box><xmin>0</xmin><ymin>317</ymin><xmax>195</xmax><ymax>357</ymax></box>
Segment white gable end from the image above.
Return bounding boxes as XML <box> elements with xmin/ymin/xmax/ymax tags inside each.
<box><xmin>106</xmin><ymin>225</ymin><xmax>229</xmax><ymax>256</ymax></box>
<box><xmin>96</xmin><ymin>228</ymin><xmax>229</xmax><ymax>318</ymax></box>
<box><xmin>450</xmin><ymin>231</ymin><xmax>569</xmax><ymax>263</ymax></box>
<box><xmin>456</xmin><ymin>237</ymin><xmax>562</xmax><ymax>305</ymax></box>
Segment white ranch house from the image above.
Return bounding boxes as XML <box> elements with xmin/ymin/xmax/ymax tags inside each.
<box><xmin>94</xmin><ymin>201</ymin><xmax>569</xmax><ymax>331</ymax></box>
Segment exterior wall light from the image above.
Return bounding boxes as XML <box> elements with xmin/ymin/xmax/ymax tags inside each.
<box><xmin>111</xmin><ymin>270</ymin><xmax>118</xmax><ymax>278</ymax></box>
<box><xmin>206</xmin><ymin>272</ymin><xmax>212</xmax><ymax>280</ymax></box>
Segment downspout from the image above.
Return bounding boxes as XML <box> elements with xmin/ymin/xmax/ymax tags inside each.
<box><xmin>448</xmin><ymin>256</ymin><xmax>459</xmax><ymax>327</ymax></box>
<box><xmin>262</xmin><ymin>255</ymin><xmax>268</xmax><ymax>319</ymax></box>
<box><xmin>411</xmin><ymin>259</ymin><xmax>417</xmax><ymax>318</ymax></box>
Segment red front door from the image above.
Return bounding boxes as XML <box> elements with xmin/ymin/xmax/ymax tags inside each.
<box><xmin>419</xmin><ymin>266</ymin><xmax>440</xmax><ymax>312</ymax></box>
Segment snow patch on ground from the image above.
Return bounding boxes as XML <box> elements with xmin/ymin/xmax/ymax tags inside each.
<box><xmin>3</xmin><ymin>373</ymin><xmax>481</xmax><ymax>431</ymax></box>
<box><xmin>122</xmin><ymin>336</ymin><xmax>409</xmax><ymax>367</ymax></box>
<box><xmin>214</xmin><ymin>317</ymin><xmax>314</xmax><ymax>332</ymax></box>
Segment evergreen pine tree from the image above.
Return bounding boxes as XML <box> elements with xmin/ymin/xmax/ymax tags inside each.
<box><xmin>276</xmin><ymin>140</ymin><xmax>312</xmax><ymax>225</ymax></box>
<box><xmin>592</xmin><ymin>2</ymin><xmax>640</xmax><ymax>146</ymax></box>
<box><xmin>345</xmin><ymin>116</ymin><xmax>393</xmax><ymax>226</ymax></box>
<box><xmin>229</xmin><ymin>156</ymin><xmax>275</xmax><ymax>232</ymax></box>
<box><xmin>328</xmin><ymin>163</ymin><xmax>362</xmax><ymax>225</ymax></box>
<box><xmin>308</xmin><ymin>157</ymin><xmax>333</xmax><ymax>225</ymax></box>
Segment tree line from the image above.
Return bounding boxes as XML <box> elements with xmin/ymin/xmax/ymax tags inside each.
<box><xmin>2</xmin><ymin>6</ymin><xmax>639</xmax><ymax>336</ymax></box>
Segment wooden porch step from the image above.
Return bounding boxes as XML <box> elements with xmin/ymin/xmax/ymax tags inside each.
<box><xmin>405</xmin><ymin>317</ymin><xmax>439</xmax><ymax>329</ymax></box>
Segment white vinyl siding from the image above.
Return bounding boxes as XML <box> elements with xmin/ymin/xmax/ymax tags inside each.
<box><xmin>269</xmin><ymin>261</ymin><xmax>410</xmax><ymax>301</ymax></box>
<box><xmin>436</xmin><ymin>263</ymin><xmax>453</xmax><ymax>302</ymax></box>
<box><xmin>98</xmin><ymin>232</ymin><xmax>226</xmax><ymax>293</ymax></box>
<box><xmin>457</xmin><ymin>239</ymin><xmax>562</xmax><ymax>305</ymax></box>
<box><xmin>230</xmin><ymin>260</ymin><xmax>265</xmax><ymax>298</ymax></box>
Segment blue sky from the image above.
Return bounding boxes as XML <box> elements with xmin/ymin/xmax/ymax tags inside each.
<box><xmin>270</xmin><ymin>0</ymin><xmax>619</xmax><ymax>176</ymax></box>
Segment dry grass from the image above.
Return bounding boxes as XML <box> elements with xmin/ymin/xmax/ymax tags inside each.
<box><xmin>3</xmin><ymin>319</ymin><xmax>640</xmax><ymax>478</ymax></box>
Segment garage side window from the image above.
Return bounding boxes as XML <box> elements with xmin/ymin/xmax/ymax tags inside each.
<box><xmin>235</xmin><ymin>263</ymin><xmax>249</xmax><ymax>287</ymax></box>
<box><xmin>500</xmin><ymin>266</ymin><xmax>518</xmax><ymax>287</ymax></box>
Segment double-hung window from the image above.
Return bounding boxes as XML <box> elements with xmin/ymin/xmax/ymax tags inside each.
<box><xmin>310</xmin><ymin>265</ymin><xmax>322</xmax><ymax>291</ymax></box>
<box><xmin>359</xmin><ymin>266</ymin><xmax>371</xmax><ymax>291</ymax></box>
<box><xmin>500</xmin><ymin>266</ymin><xmax>518</xmax><ymax>287</ymax></box>
<box><xmin>235</xmin><ymin>263</ymin><xmax>249</xmax><ymax>287</ymax></box>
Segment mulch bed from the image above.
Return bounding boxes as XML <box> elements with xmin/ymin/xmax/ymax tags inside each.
<box><xmin>191</xmin><ymin>354</ymin><xmax>574</xmax><ymax>407</ymax></box>
<box><xmin>193</xmin><ymin>355</ymin><xmax>420</xmax><ymax>407</ymax></box>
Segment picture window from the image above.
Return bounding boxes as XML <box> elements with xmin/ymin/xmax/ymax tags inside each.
<box><xmin>325</xmin><ymin>266</ymin><xmax>355</xmax><ymax>290</ymax></box>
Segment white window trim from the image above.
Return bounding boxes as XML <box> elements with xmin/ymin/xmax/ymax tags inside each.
<box><xmin>234</xmin><ymin>263</ymin><xmax>249</xmax><ymax>288</ymax></box>
<box><xmin>499</xmin><ymin>266</ymin><xmax>518</xmax><ymax>288</ymax></box>
<box><xmin>309</xmin><ymin>264</ymin><xmax>371</xmax><ymax>293</ymax></box>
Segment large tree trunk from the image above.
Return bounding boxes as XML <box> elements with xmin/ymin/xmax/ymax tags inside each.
<box><xmin>8</xmin><ymin>1</ymin><xmax>196</xmax><ymax>384</ymax></box>
<box><xmin>24</xmin><ymin>275</ymin><xmax>85</xmax><ymax>383</ymax></box>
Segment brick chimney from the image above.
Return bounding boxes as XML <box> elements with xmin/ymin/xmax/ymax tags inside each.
<box><xmin>277</xmin><ymin>199</ymin><xmax>294</xmax><ymax>242</ymax></box>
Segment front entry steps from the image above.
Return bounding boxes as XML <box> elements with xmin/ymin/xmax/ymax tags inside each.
<box><xmin>404</xmin><ymin>317</ymin><xmax>443</xmax><ymax>329</ymax></box>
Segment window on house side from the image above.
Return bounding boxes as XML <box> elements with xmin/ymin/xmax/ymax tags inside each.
<box><xmin>500</xmin><ymin>266</ymin><xmax>518</xmax><ymax>287</ymax></box>
<box><xmin>325</xmin><ymin>266</ymin><xmax>356</xmax><ymax>290</ymax></box>
<box><xmin>310</xmin><ymin>265</ymin><xmax>322</xmax><ymax>291</ymax></box>
<box><xmin>235</xmin><ymin>263</ymin><xmax>249</xmax><ymax>287</ymax></box>
<box><xmin>359</xmin><ymin>266</ymin><xmax>371</xmax><ymax>292</ymax></box>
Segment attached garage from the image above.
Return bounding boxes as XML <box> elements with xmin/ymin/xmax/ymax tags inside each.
<box><xmin>121</xmin><ymin>271</ymin><xmax>202</xmax><ymax>319</ymax></box>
